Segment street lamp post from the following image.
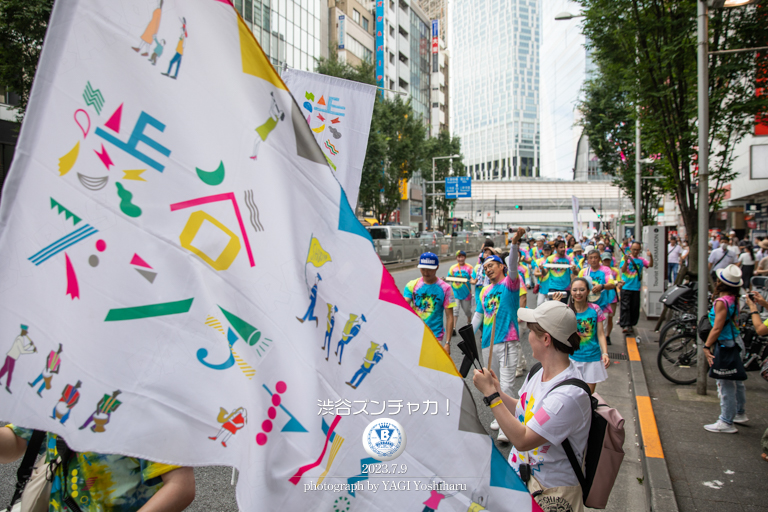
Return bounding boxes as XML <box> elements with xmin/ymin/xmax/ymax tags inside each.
<box><xmin>697</xmin><ymin>0</ymin><xmax>710</xmax><ymax>395</ymax></box>
<box><xmin>431</xmin><ymin>154</ymin><xmax>460</xmax><ymax>231</ymax></box>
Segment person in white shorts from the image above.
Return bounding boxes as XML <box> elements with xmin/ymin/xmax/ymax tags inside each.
<box><xmin>553</xmin><ymin>276</ymin><xmax>610</xmax><ymax>393</ymax></box>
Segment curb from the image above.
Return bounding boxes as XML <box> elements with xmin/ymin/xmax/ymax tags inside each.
<box><xmin>625</xmin><ymin>336</ymin><xmax>679</xmax><ymax>512</ymax></box>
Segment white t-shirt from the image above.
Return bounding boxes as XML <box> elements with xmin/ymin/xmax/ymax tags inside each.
<box><xmin>739</xmin><ymin>252</ymin><xmax>755</xmax><ymax>266</ymax></box>
<box><xmin>508</xmin><ymin>362</ymin><xmax>592</xmax><ymax>488</ymax></box>
<box><xmin>708</xmin><ymin>247</ymin><xmax>738</xmax><ymax>271</ymax></box>
<box><xmin>667</xmin><ymin>244</ymin><xmax>683</xmax><ymax>264</ymax></box>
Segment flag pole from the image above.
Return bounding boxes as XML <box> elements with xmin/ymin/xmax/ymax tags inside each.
<box><xmin>304</xmin><ymin>233</ymin><xmax>312</xmax><ymax>291</ymax></box>
<box><xmin>487</xmin><ymin>312</ymin><xmax>497</xmax><ymax>371</ymax></box>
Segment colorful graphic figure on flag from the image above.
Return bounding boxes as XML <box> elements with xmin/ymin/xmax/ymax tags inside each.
<box><xmin>149</xmin><ymin>37</ymin><xmax>166</xmax><ymax>65</ymax></box>
<box><xmin>346</xmin><ymin>342</ymin><xmax>387</xmax><ymax>389</ymax></box>
<box><xmin>0</xmin><ymin>325</ymin><xmax>36</xmax><ymax>394</ymax></box>
<box><xmin>335</xmin><ymin>314</ymin><xmax>366</xmax><ymax>364</ymax></box>
<box><xmin>209</xmin><ymin>406</ymin><xmax>247</xmax><ymax>447</ymax></box>
<box><xmin>28</xmin><ymin>344</ymin><xmax>63</xmax><ymax>397</ymax></box>
<box><xmin>132</xmin><ymin>0</ymin><xmax>164</xmax><ymax>56</ymax></box>
<box><xmin>322</xmin><ymin>304</ymin><xmax>338</xmax><ymax>361</ymax></box>
<box><xmin>250</xmin><ymin>92</ymin><xmax>285</xmax><ymax>160</ymax></box>
<box><xmin>300</xmin><ymin>94</ymin><xmax>345</xmax><ymax>171</ymax></box>
<box><xmin>297</xmin><ymin>274</ymin><xmax>322</xmax><ymax>326</ymax></box>
<box><xmin>78</xmin><ymin>390</ymin><xmax>122</xmax><ymax>433</ymax></box>
<box><xmin>162</xmin><ymin>17</ymin><xmax>187</xmax><ymax>79</ymax></box>
<box><xmin>52</xmin><ymin>380</ymin><xmax>81</xmax><ymax>425</ymax></box>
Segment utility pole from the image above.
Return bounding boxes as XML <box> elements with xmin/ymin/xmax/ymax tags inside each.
<box><xmin>635</xmin><ymin>118</ymin><xmax>642</xmax><ymax>243</ymax></box>
<box><xmin>696</xmin><ymin>0</ymin><xmax>709</xmax><ymax>396</ymax></box>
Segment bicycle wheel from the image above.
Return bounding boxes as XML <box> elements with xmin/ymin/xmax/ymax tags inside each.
<box><xmin>657</xmin><ymin>334</ymin><xmax>698</xmax><ymax>385</ymax></box>
<box><xmin>657</xmin><ymin>319</ymin><xmax>692</xmax><ymax>346</ymax></box>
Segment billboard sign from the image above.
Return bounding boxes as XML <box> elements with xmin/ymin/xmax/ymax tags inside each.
<box><xmin>375</xmin><ymin>1</ymin><xmax>385</xmax><ymax>93</ymax></box>
<box><xmin>338</xmin><ymin>15</ymin><xmax>345</xmax><ymax>49</ymax></box>
<box><xmin>431</xmin><ymin>19</ymin><xmax>439</xmax><ymax>54</ymax></box>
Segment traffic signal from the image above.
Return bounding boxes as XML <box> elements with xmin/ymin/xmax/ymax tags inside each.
<box><xmin>513</xmin><ymin>205</ymin><xmax>523</xmax><ymax>210</ymax></box>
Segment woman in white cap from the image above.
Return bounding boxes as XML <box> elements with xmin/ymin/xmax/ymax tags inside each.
<box><xmin>703</xmin><ymin>264</ymin><xmax>747</xmax><ymax>434</ymax></box>
<box><xmin>473</xmin><ymin>301</ymin><xmax>592</xmax><ymax>511</ymax></box>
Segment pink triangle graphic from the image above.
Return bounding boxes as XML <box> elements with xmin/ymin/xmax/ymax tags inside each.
<box><xmin>105</xmin><ymin>103</ymin><xmax>123</xmax><ymax>133</ymax></box>
<box><xmin>378</xmin><ymin>266</ymin><xmax>417</xmax><ymax>315</ymax></box>
<box><xmin>130</xmin><ymin>253</ymin><xmax>153</xmax><ymax>269</ymax></box>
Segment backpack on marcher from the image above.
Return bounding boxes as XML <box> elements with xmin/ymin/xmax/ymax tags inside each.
<box><xmin>527</xmin><ymin>363</ymin><xmax>626</xmax><ymax>509</ymax></box>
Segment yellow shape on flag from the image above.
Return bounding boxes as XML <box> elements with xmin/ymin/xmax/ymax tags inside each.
<box><xmin>238</xmin><ymin>16</ymin><xmax>287</xmax><ymax>90</ymax></box>
<box><xmin>418</xmin><ymin>326</ymin><xmax>461</xmax><ymax>378</ymax></box>
<box><xmin>58</xmin><ymin>141</ymin><xmax>79</xmax><ymax>176</ymax></box>
<box><xmin>307</xmin><ymin>237</ymin><xmax>331</xmax><ymax>268</ymax></box>
<box><xmin>122</xmin><ymin>169</ymin><xmax>146</xmax><ymax>181</ymax></box>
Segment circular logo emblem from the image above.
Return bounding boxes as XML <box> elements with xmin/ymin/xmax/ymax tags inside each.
<box><xmin>362</xmin><ymin>418</ymin><xmax>406</xmax><ymax>461</ymax></box>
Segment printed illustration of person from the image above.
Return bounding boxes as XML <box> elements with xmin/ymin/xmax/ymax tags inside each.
<box><xmin>0</xmin><ymin>324</ymin><xmax>36</xmax><ymax>394</ymax></box>
<box><xmin>297</xmin><ymin>274</ymin><xmax>322</xmax><ymax>326</ymax></box>
<box><xmin>149</xmin><ymin>36</ymin><xmax>165</xmax><ymax>65</ymax></box>
<box><xmin>335</xmin><ymin>314</ymin><xmax>367</xmax><ymax>365</ymax></box>
<box><xmin>28</xmin><ymin>343</ymin><xmax>62</xmax><ymax>397</ymax></box>
<box><xmin>161</xmin><ymin>17</ymin><xmax>187</xmax><ymax>79</ymax></box>
<box><xmin>52</xmin><ymin>380</ymin><xmax>81</xmax><ymax>425</ymax></box>
<box><xmin>422</xmin><ymin>489</ymin><xmax>446</xmax><ymax>512</ymax></box>
<box><xmin>322</xmin><ymin>304</ymin><xmax>338</xmax><ymax>361</ymax></box>
<box><xmin>346</xmin><ymin>342</ymin><xmax>388</xmax><ymax>389</ymax></box>
<box><xmin>132</xmin><ymin>0</ymin><xmax>163</xmax><ymax>56</ymax></box>
<box><xmin>78</xmin><ymin>390</ymin><xmax>122</xmax><ymax>433</ymax></box>
<box><xmin>250</xmin><ymin>92</ymin><xmax>286</xmax><ymax>160</ymax></box>
<box><xmin>208</xmin><ymin>407</ymin><xmax>247</xmax><ymax>447</ymax></box>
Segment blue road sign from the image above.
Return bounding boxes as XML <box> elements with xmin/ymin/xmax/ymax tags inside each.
<box><xmin>445</xmin><ymin>177</ymin><xmax>471</xmax><ymax>199</ymax></box>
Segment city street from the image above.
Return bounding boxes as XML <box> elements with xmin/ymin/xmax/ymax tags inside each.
<box><xmin>0</xmin><ymin>262</ymin><xmax>646</xmax><ymax>512</ymax></box>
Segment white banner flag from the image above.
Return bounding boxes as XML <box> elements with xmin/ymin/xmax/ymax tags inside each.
<box><xmin>282</xmin><ymin>68</ymin><xmax>376</xmax><ymax>210</ymax></box>
<box><xmin>571</xmin><ymin>195</ymin><xmax>581</xmax><ymax>240</ymax></box>
<box><xmin>0</xmin><ymin>1</ymin><xmax>537</xmax><ymax>511</ymax></box>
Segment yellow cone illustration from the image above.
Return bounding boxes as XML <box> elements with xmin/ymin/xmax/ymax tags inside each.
<box><xmin>58</xmin><ymin>141</ymin><xmax>80</xmax><ymax>176</ymax></box>
<box><xmin>307</xmin><ymin>237</ymin><xmax>331</xmax><ymax>268</ymax></box>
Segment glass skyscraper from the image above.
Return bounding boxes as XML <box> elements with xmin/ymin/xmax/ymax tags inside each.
<box><xmin>233</xmin><ymin>0</ymin><xmax>325</xmax><ymax>72</ymax></box>
<box><xmin>451</xmin><ymin>0</ymin><xmax>540</xmax><ymax>180</ymax></box>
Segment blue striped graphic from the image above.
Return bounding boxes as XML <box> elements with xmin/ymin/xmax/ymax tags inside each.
<box><xmin>28</xmin><ymin>224</ymin><xmax>98</xmax><ymax>265</ymax></box>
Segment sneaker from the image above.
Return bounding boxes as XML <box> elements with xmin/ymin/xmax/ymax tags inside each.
<box><xmin>704</xmin><ymin>420</ymin><xmax>738</xmax><ymax>434</ymax></box>
<box><xmin>622</xmin><ymin>327</ymin><xmax>630</xmax><ymax>334</ymax></box>
<box><xmin>733</xmin><ymin>414</ymin><xmax>749</xmax><ymax>425</ymax></box>
<box><xmin>515</xmin><ymin>368</ymin><xmax>525</xmax><ymax>378</ymax></box>
<box><xmin>496</xmin><ymin>429</ymin><xmax>509</xmax><ymax>443</ymax></box>
<box><xmin>490</xmin><ymin>419</ymin><xmax>499</xmax><ymax>431</ymax></box>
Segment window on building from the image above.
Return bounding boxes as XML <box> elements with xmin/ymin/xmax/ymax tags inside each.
<box><xmin>399</xmin><ymin>51</ymin><xmax>408</xmax><ymax>64</ymax></box>
<box><xmin>390</xmin><ymin>0</ymin><xmax>394</xmax><ymax>11</ymax></box>
<box><xmin>347</xmin><ymin>35</ymin><xmax>373</xmax><ymax>63</ymax></box>
<box><xmin>363</xmin><ymin>17</ymin><xmax>369</xmax><ymax>31</ymax></box>
<box><xmin>399</xmin><ymin>25</ymin><xmax>408</xmax><ymax>38</ymax></box>
<box><xmin>389</xmin><ymin>52</ymin><xmax>395</xmax><ymax>64</ymax></box>
<box><xmin>244</xmin><ymin>0</ymin><xmax>253</xmax><ymax>22</ymax></box>
<box><xmin>389</xmin><ymin>25</ymin><xmax>395</xmax><ymax>37</ymax></box>
<box><xmin>353</xmin><ymin>9</ymin><xmax>360</xmax><ymax>24</ymax></box>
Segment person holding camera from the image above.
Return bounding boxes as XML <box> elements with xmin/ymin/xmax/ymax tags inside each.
<box><xmin>472</xmin><ymin>301</ymin><xmax>591</xmax><ymax>511</ymax></box>
<box><xmin>703</xmin><ymin>265</ymin><xmax>747</xmax><ymax>434</ymax></box>
<box><xmin>619</xmin><ymin>242</ymin><xmax>653</xmax><ymax>334</ymax></box>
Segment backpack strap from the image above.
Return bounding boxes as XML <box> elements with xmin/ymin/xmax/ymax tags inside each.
<box><xmin>551</xmin><ymin>378</ymin><xmax>593</xmax><ymax>499</ymax></box>
<box><xmin>8</xmin><ymin>429</ymin><xmax>46</xmax><ymax>509</ymax></box>
<box><xmin>526</xmin><ymin>362</ymin><xmax>543</xmax><ymax>382</ymax></box>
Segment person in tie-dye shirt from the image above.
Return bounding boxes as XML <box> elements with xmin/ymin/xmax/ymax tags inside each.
<box><xmin>619</xmin><ymin>242</ymin><xmax>653</xmax><ymax>333</ymax></box>
<box><xmin>404</xmin><ymin>252</ymin><xmax>456</xmax><ymax>352</ymax></box>
<box><xmin>470</xmin><ymin>227</ymin><xmax>526</xmax><ymax>442</ymax></box>
<box><xmin>448</xmin><ymin>251</ymin><xmax>474</xmax><ymax>329</ymax></box>
<box><xmin>0</xmin><ymin>425</ymin><xmax>195</xmax><ymax>511</ymax></box>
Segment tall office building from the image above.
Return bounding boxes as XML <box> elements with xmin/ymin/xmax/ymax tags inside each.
<box><xmin>417</xmin><ymin>0</ymin><xmax>449</xmax><ymax>136</ymax></box>
<box><xmin>329</xmin><ymin>0</ymin><xmax>375</xmax><ymax>66</ymax></box>
<box><xmin>540</xmin><ymin>0</ymin><xmax>607</xmax><ymax>181</ymax></box>
<box><xmin>451</xmin><ymin>0</ymin><xmax>540</xmax><ymax>180</ymax></box>
<box><xmin>233</xmin><ymin>0</ymin><xmax>328</xmax><ymax>71</ymax></box>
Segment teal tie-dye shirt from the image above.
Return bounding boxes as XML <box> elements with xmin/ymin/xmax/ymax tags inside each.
<box><xmin>404</xmin><ymin>277</ymin><xmax>456</xmax><ymax>340</ymax></box>
<box><xmin>476</xmin><ymin>273</ymin><xmax>521</xmax><ymax>349</ymax></box>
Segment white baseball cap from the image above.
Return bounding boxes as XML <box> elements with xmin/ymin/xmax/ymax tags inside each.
<box><xmin>518</xmin><ymin>301</ymin><xmax>580</xmax><ymax>348</ymax></box>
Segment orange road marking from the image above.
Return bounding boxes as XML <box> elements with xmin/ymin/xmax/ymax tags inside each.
<box><xmin>636</xmin><ymin>395</ymin><xmax>665</xmax><ymax>458</ymax></box>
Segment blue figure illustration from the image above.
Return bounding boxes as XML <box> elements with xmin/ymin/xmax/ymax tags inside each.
<box><xmin>297</xmin><ymin>274</ymin><xmax>322</xmax><ymax>327</ymax></box>
<box><xmin>162</xmin><ymin>18</ymin><xmax>187</xmax><ymax>79</ymax></box>
<box><xmin>322</xmin><ymin>304</ymin><xmax>338</xmax><ymax>361</ymax></box>
<box><xmin>335</xmin><ymin>313</ymin><xmax>367</xmax><ymax>365</ymax></box>
<box><xmin>346</xmin><ymin>343</ymin><xmax>387</xmax><ymax>389</ymax></box>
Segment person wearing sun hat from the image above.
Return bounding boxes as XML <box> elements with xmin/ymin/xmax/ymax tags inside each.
<box><xmin>472</xmin><ymin>300</ymin><xmax>592</xmax><ymax>511</ymax></box>
<box><xmin>703</xmin><ymin>264</ymin><xmax>748</xmax><ymax>434</ymax></box>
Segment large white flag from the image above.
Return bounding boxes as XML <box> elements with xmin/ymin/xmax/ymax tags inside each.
<box><xmin>0</xmin><ymin>1</ymin><xmax>538</xmax><ymax>510</ymax></box>
<box><xmin>282</xmin><ymin>68</ymin><xmax>376</xmax><ymax>210</ymax></box>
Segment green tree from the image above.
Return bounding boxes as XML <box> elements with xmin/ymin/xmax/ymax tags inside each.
<box><xmin>424</xmin><ymin>130</ymin><xmax>463</xmax><ymax>231</ymax></box>
<box><xmin>0</xmin><ymin>0</ymin><xmax>54</xmax><ymax>121</ymax></box>
<box><xmin>577</xmin><ymin>0</ymin><xmax>768</xmax><ymax>274</ymax></box>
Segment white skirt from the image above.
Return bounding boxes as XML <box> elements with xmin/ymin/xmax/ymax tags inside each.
<box><xmin>572</xmin><ymin>359</ymin><xmax>608</xmax><ymax>384</ymax></box>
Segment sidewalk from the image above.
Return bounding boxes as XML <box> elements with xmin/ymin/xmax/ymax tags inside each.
<box><xmin>633</xmin><ymin>315</ymin><xmax>768</xmax><ymax>512</ymax></box>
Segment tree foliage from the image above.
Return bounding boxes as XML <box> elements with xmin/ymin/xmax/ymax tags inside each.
<box><xmin>577</xmin><ymin>0</ymin><xmax>768</xmax><ymax>273</ymax></box>
<box><xmin>0</xmin><ymin>0</ymin><xmax>54</xmax><ymax>121</ymax></box>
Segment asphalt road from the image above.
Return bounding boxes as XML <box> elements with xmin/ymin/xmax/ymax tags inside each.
<box><xmin>0</xmin><ymin>263</ymin><xmax>526</xmax><ymax>511</ymax></box>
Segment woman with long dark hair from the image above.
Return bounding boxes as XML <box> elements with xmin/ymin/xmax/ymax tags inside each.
<box><xmin>703</xmin><ymin>265</ymin><xmax>748</xmax><ymax>433</ymax></box>
<box><xmin>737</xmin><ymin>241</ymin><xmax>756</xmax><ymax>291</ymax></box>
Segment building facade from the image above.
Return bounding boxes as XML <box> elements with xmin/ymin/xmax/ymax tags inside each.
<box><xmin>233</xmin><ymin>0</ymin><xmax>328</xmax><ymax>71</ymax></box>
<box><xmin>418</xmin><ymin>1</ymin><xmax>449</xmax><ymax>136</ymax></box>
<box><xmin>329</xmin><ymin>0</ymin><xmax>376</xmax><ymax>66</ymax></box>
<box><xmin>451</xmin><ymin>0</ymin><xmax>540</xmax><ymax>180</ymax></box>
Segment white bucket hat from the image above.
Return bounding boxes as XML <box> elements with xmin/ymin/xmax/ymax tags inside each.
<box><xmin>716</xmin><ymin>264</ymin><xmax>743</xmax><ymax>287</ymax></box>
<box><xmin>518</xmin><ymin>301</ymin><xmax>580</xmax><ymax>348</ymax></box>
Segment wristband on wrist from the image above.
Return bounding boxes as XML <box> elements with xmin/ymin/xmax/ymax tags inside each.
<box><xmin>489</xmin><ymin>399</ymin><xmax>503</xmax><ymax>409</ymax></box>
